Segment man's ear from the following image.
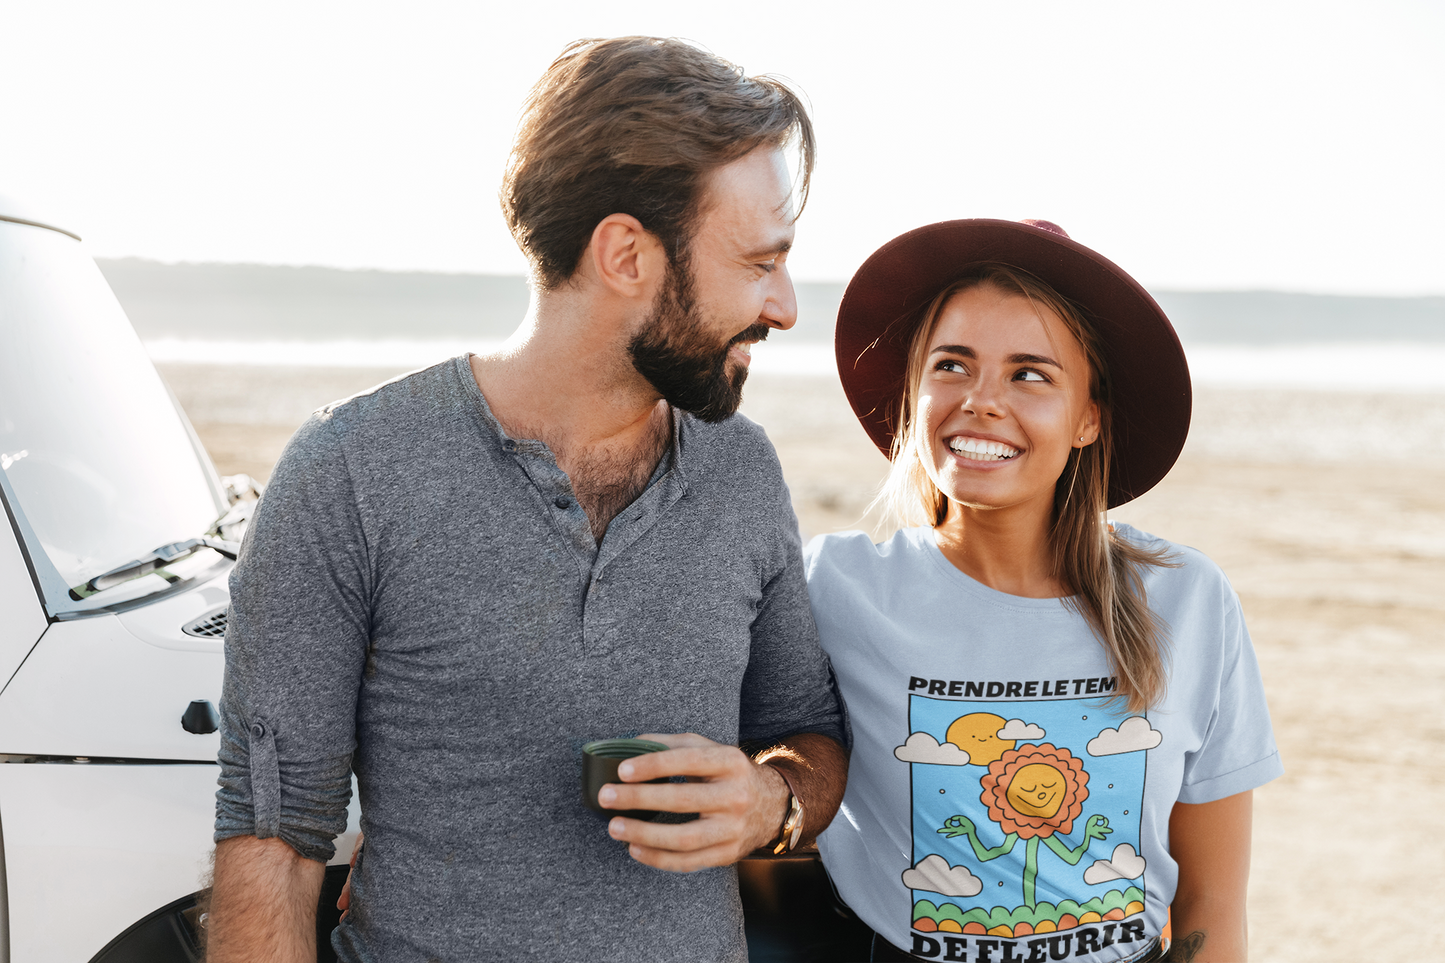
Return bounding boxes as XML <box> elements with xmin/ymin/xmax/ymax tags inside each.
<box><xmin>585</xmin><ymin>214</ymin><xmax>666</xmax><ymax>299</ymax></box>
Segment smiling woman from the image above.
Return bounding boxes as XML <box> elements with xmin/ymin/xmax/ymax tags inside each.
<box><xmin>806</xmin><ymin>219</ymin><xmax>1282</xmax><ymax>962</ymax></box>
<box><xmin>881</xmin><ymin>261</ymin><xmax>1168</xmax><ymax>710</ymax></box>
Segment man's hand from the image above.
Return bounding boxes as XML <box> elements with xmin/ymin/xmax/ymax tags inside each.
<box><xmin>599</xmin><ymin>731</ymin><xmax>847</xmax><ymax>872</ymax></box>
<box><xmin>207</xmin><ymin>835</ymin><xmax>325</xmax><ymax>963</ymax></box>
<box><xmin>598</xmin><ymin>732</ymin><xmax>790</xmax><ymax>872</ymax></box>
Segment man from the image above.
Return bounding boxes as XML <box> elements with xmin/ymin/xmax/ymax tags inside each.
<box><xmin>207</xmin><ymin>36</ymin><xmax>848</xmax><ymax>962</ymax></box>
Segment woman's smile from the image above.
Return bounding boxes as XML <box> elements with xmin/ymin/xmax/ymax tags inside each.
<box><xmin>944</xmin><ymin>432</ymin><xmax>1022</xmax><ymax>463</ymax></box>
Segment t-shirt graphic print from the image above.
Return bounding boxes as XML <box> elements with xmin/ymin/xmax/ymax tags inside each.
<box><xmin>900</xmin><ymin>688</ymin><xmax>1156</xmax><ymax>960</ymax></box>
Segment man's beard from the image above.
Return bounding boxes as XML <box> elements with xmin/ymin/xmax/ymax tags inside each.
<box><xmin>628</xmin><ymin>258</ymin><xmax>769</xmax><ymax>423</ymax></box>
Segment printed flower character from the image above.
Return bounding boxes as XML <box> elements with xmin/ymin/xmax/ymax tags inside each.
<box><xmin>937</xmin><ymin>743</ymin><xmax>1112</xmax><ymax>909</ymax></box>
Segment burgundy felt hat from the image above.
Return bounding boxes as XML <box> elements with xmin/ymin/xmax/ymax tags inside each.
<box><xmin>835</xmin><ymin>218</ymin><xmax>1191</xmax><ymax>508</ymax></box>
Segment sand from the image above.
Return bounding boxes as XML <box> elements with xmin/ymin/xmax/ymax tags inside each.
<box><xmin>157</xmin><ymin>360</ymin><xmax>1445</xmax><ymax>963</ymax></box>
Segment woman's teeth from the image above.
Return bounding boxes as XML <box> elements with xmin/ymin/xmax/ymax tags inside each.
<box><xmin>948</xmin><ymin>437</ymin><xmax>1020</xmax><ymax>461</ymax></box>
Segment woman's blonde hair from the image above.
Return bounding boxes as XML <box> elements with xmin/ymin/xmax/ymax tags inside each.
<box><xmin>877</xmin><ymin>263</ymin><xmax>1173</xmax><ymax>712</ymax></box>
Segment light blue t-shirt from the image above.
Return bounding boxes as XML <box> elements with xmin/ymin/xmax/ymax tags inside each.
<box><xmin>806</xmin><ymin>524</ymin><xmax>1281</xmax><ymax>963</ymax></box>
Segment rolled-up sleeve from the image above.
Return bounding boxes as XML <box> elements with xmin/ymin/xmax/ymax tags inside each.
<box><xmin>1177</xmin><ymin>588</ymin><xmax>1283</xmax><ymax>804</ymax></box>
<box><xmin>214</xmin><ymin>411</ymin><xmax>371</xmax><ymax>862</ymax></box>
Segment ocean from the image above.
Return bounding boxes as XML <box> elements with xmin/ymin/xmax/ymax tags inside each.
<box><xmin>142</xmin><ymin>337</ymin><xmax>1445</xmax><ymax>393</ymax></box>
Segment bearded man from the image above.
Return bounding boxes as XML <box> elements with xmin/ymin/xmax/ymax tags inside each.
<box><xmin>205</xmin><ymin>36</ymin><xmax>848</xmax><ymax>963</ymax></box>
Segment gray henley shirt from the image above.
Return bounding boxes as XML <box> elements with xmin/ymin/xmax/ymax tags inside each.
<box><xmin>214</xmin><ymin>355</ymin><xmax>845</xmax><ymax>962</ymax></box>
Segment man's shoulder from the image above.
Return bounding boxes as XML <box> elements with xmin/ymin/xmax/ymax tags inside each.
<box><xmin>678</xmin><ymin>409</ymin><xmax>784</xmax><ymax>478</ymax></box>
<box><xmin>269</xmin><ymin>356</ymin><xmax>472</xmax><ymax>485</ymax></box>
<box><xmin>317</xmin><ymin>356</ymin><xmax>467</xmax><ymax>431</ymax></box>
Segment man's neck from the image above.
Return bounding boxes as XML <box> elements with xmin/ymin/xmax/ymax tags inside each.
<box><xmin>469</xmin><ymin>289</ymin><xmax>672</xmax><ymax>541</ymax></box>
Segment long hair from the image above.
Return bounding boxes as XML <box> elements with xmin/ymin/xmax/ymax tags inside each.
<box><xmin>876</xmin><ymin>264</ymin><xmax>1173</xmax><ymax>711</ymax></box>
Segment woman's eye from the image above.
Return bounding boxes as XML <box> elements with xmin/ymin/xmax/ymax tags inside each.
<box><xmin>1015</xmin><ymin>369</ymin><xmax>1048</xmax><ymax>382</ymax></box>
<box><xmin>935</xmin><ymin>359</ymin><xmax>965</xmax><ymax>373</ymax></box>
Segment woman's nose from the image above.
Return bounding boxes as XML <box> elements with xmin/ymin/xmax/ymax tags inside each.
<box><xmin>961</xmin><ymin>377</ymin><xmax>1006</xmax><ymax>417</ymax></box>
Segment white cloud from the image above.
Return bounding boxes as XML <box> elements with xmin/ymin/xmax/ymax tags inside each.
<box><xmin>1087</xmin><ymin>716</ymin><xmax>1163</xmax><ymax>756</ymax></box>
<box><xmin>996</xmin><ymin>718</ymin><xmax>1045</xmax><ymax>740</ymax></box>
<box><xmin>894</xmin><ymin>732</ymin><xmax>971</xmax><ymax>766</ymax></box>
<box><xmin>1084</xmin><ymin>844</ymin><xmax>1149</xmax><ymax>885</ymax></box>
<box><xmin>902</xmin><ymin>854</ymin><xmax>983</xmax><ymax>897</ymax></box>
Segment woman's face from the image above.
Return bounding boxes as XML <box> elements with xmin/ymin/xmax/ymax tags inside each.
<box><xmin>916</xmin><ymin>283</ymin><xmax>1100</xmax><ymax>521</ymax></box>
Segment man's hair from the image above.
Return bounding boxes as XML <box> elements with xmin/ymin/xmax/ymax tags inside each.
<box><xmin>502</xmin><ymin>36</ymin><xmax>815</xmax><ymax>289</ymax></box>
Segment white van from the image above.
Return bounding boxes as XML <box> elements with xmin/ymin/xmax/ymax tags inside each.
<box><xmin>0</xmin><ymin>196</ymin><xmax>357</xmax><ymax>962</ymax></box>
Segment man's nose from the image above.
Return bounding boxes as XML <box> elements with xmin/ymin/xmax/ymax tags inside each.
<box><xmin>760</xmin><ymin>264</ymin><xmax>798</xmax><ymax>330</ymax></box>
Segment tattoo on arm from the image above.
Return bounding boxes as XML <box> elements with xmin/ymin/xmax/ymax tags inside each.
<box><xmin>1162</xmin><ymin>930</ymin><xmax>1206</xmax><ymax>961</ymax></box>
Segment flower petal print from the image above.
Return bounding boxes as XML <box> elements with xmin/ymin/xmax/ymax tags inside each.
<box><xmin>980</xmin><ymin>743</ymin><xmax>1088</xmax><ymax>839</ymax></box>
<box><xmin>938</xmin><ymin>741</ymin><xmax>1112</xmax><ymax>911</ymax></box>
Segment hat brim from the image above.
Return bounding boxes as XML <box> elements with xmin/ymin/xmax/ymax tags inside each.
<box><xmin>835</xmin><ymin>219</ymin><xmax>1191</xmax><ymax>509</ymax></box>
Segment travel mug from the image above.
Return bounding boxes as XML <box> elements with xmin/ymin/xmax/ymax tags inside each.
<box><xmin>581</xmin><ymin>738</ymin><xmax>669</xmax><ymax>820</ymax></box>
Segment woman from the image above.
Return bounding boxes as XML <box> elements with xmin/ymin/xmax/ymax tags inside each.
<box><xmin>807</xmin><ymin>219</ymin><xmax>1281</xmax><ymax>962</ymax></box>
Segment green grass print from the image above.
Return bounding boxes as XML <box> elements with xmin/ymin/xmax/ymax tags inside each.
<box><xmin>913</xmin><ymin>886</ymin><xmax>1144</xmax><ymax>930</ymax></box>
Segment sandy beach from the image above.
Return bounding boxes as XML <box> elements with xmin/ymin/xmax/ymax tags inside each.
<box><xmin>158</xmin><ymin>360</ymin><xmax>1445</xmax><ymax>963</ymax></box>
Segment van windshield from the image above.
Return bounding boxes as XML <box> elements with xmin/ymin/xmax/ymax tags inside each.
<box><xmin>0</xmin><ymin>219</ymin><xmax>225</xmax><ymax>617</ymax></box>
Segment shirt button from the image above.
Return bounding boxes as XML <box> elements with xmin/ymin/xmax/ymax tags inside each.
<box><xmin>251</xmin><ymin>723</ymin><xmax>266</xmax><ymax>738</ymax></box>
<box><xmin>555</xmin><ymin>496</ymin><xmax>571</xmax><ymax>510</ymax></box>
<box><xmin>502</xmin><ymin>440</ymin><xmax>517</xmax><ymax>452</ymax></box>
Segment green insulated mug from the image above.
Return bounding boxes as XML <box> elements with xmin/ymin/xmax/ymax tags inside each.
<box><xmin>581</xmin><ymin>738</ymin><xmax>669</xmax><ymax>821</ymax></box>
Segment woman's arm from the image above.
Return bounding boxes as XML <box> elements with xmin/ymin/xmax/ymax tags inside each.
<box><xmin>1167</xmin><ymin>789</ymin><xmax>1254</xmax><ymax>961</ymax></box>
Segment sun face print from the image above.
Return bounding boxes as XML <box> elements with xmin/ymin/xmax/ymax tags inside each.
<box><xmin>1005</xmin><ymin>762</ymin><xmax>1066</xmax><ymax>819</ymax></box>
<box><xmin>946</xmin><ymin>712</ymin><xmax>1016</xmax><ymax>767</ymax></box>
<box><xmin>982</xmin><ymin>744</ymin><xmax>1087</xmax><ymax>838</ymax></box>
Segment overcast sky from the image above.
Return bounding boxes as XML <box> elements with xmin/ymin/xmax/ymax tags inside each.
<box><xmin>1</xmin><ymin>1</ymin><xmax>1441</xmax><ymax>294</ymax></box>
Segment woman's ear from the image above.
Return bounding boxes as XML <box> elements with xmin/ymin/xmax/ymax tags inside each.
<box><xmin>585</xmin><ymin>214</ymin><xmax>667</xmax><ymax>299</ymax></box>
<box><xmin>1074</xmin><ymin>401</ymin><xmax>1101</xmax><ymax>448</ymax></box>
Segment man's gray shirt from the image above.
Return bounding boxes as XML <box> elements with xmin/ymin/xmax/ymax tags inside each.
<box><xmin>214</xmin><ymin>356</ymin><xmax>845</xmax><ymax>962</ymax></box>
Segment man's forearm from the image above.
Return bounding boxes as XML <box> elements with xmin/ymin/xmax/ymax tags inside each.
<box><xmin>207</xmin><ymin>835</ymin><xmax>326</xmax><ymax>963</ymax></box>
<box><xmin>754</xmin><ymin>731</ymin><xmax>848</xmax><ymax>849</ymax></box>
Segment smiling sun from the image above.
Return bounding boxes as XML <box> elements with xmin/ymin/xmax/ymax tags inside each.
<box><xmin>945</xmin><ymin>712</ymin><xmax>1016</xmax><ymax>766</ymax></box>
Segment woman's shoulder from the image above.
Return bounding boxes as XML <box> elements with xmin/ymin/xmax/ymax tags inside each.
<box><xmin>1111</xmin><ymin>522</ymin><xmax>1238</xmax><ymax>609</ymax></box>
<box><xmin>804</xmin><ymin>526</ymin><xmax>932</xmax><ymax>584</ymax></box>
